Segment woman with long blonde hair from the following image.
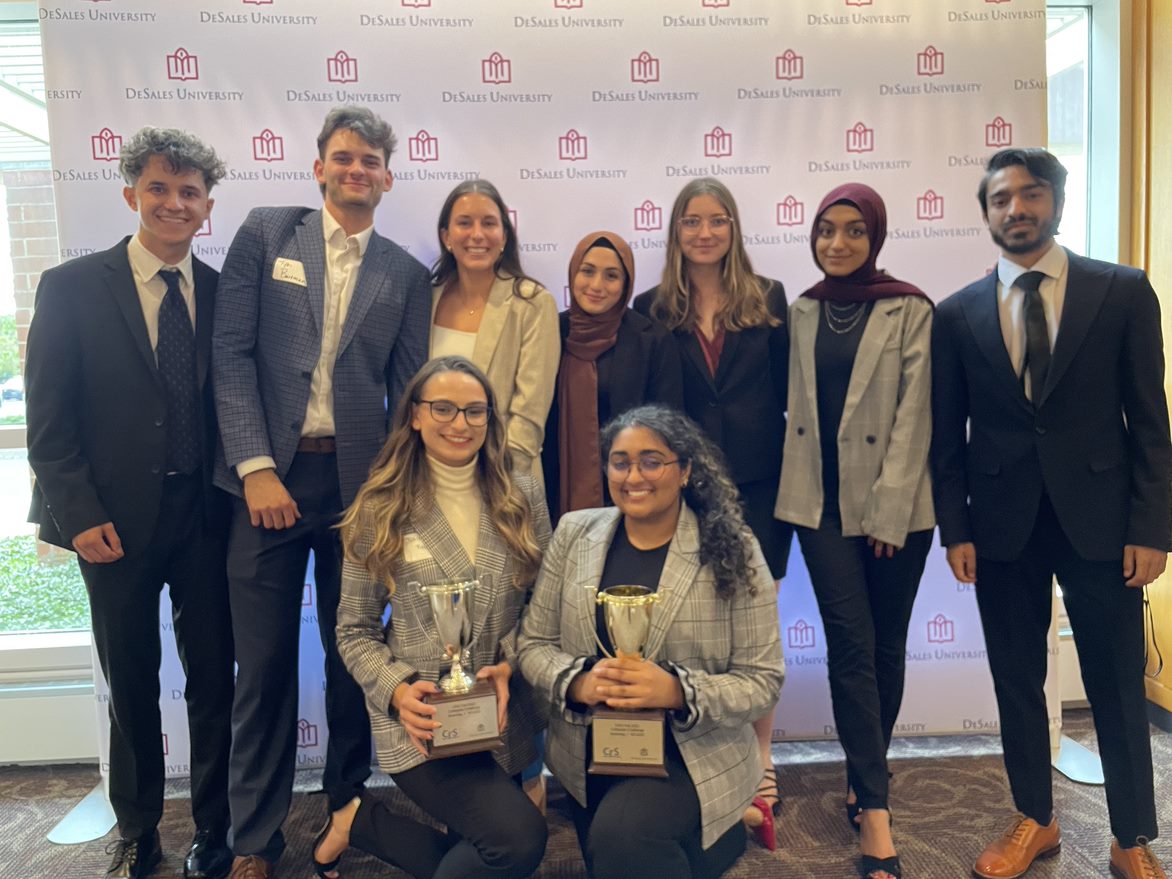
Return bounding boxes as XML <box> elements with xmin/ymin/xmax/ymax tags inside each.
<box><xmin>312</xmin><ymin>355</ymin><xmax>551</xmax><ymax>879</ymax></box>
<box><xmin>633</xmin><ymin>178</ymin><xmax>791</xmax><ymax>848</ymax></box>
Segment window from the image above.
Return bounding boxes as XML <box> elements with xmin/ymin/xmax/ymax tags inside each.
<box><xmin>1046</xmin><ymin>7</ymin><xmax>1090</xmax><ymax>255</ymax></box>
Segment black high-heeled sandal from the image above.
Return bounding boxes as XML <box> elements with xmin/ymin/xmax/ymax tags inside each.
<box><xmin>311</xmin><ymin>814</ymin><xmax>343</xmax><ymax>879</ymax></box>
<box><xmin>755</xmin><ymin>766</ymin><xmax>782</xmax><ymax>817</ymax></box>
<box><xmin>845</xmin><ymin>798</ymin><xmax>862</xmax><ymax>833</ymax></box>
<box><xmin>859</xmin><ymin>854</ymin><xmax>901</xmax><ymax>879</ymax></box>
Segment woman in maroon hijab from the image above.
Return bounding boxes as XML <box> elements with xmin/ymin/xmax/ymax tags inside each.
<box><xmin>774</xmin><ymin>184</ymin><xmax>935</xmax><ymax>879</ymax></box>
<box><xmin>542</xmin><ymin>231</ymin><xmax>684</xmax><ymax>523</ymax></box>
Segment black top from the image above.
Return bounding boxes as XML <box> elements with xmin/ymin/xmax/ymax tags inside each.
<box><xmin>594</xmin><ymin>522</ymin><xmax>671</xmax><ymax>658</ymax></box>
<box><xmin>815</xmin><ymin>301</ymin><xmax>873</xmax><ymax>521</ymax></box>
<box><xmin>631</xmin><ymin>279</ymin><xmax>789</xmax><ymax>487</ymax></box>
<box><xmin>543</xmin><ymin>307</ymin><xmax>685</xmax><ymax>524</ymax></box>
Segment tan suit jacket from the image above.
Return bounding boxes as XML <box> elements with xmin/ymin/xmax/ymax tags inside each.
<box><xmin>517</xmin><ymin>504</ymin><xmax>784</xmax><ymax>849</ymax></box>
<box><xmin>774</xmin><ymin>295</ymin><xmax>935</xmax><ymax>547</ymax></box>
<box><xmin>336</xmin><ymin>474</ymin><xmax>552</xmax><ymax>776</ymax></box>
<box><xmin>431</xmin><ymin>276</ymin><xmax>560</xmax><ymax>481</ymax></box>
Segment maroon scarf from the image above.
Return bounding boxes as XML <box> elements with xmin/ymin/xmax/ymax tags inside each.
<box><xmin>802</xmin><ymin>182</ymin><xmax>932</xmax><ymax>304</ymax></box>
<box><xmin>557</xmin><ymin>231</ymin><xmax>635</xmax><ymax>516</ymax></box>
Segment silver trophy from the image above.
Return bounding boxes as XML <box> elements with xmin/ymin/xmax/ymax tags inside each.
<box><xmin>410</xmin><ymin>577</ymin><xmax>502</xmax><ymax>758</ymax></box>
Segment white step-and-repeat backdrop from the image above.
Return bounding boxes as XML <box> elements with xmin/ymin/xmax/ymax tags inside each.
<box><xmin>39</xmin><ymin>0</ymin><xmax>1058</xmax><ymax>777</ymax></box>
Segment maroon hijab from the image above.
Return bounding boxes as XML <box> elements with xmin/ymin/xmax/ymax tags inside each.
<box><xmin>557</xmin><ymin>231</ymin><xmax>635</xmax><ymax>516</ymax></box>
<box><xmin>802</xmin><ymin>182</ymin><xmax>931</xmax><ymax>304</ymax></box>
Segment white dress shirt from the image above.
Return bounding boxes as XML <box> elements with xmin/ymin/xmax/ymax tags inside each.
<box><xmin>234</xmin><ymin>210</ymin><xmax>374</xmax><ymax>480</ymax></box>
<box><xmin>996</xmin><ymin>242</ymin><xmax>1068</xmax><ymax>399</ymax></box>
<box><xmin>126</xmin><ymin>233</ymin><xmax>195</xmax><ymax>357</ymax></box>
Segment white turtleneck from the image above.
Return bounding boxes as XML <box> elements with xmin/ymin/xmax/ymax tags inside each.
<box><xmin>428</xmin><ymin>454</ymin><xmax>482</xmax><ymax>562</ymax></box>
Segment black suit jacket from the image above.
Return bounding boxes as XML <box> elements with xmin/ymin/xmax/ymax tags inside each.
<box><xmin>26</xmin><ymin>238</ymin><xmax>228</xmax><ymax>552</ymax></box>
<box><xmin>542</xmin><ymin>307</ymin><xmax>685</xmax><ymax>520</ymax></box>
<box><xmin>930</xmin><ymin>249</ymin><xmax>1172</xmax><ymax>561</ymax></box>
<box><xmin>632</xmin><ymin>279</ymin><xmax>789</xmax><ymax>486</ymax></box>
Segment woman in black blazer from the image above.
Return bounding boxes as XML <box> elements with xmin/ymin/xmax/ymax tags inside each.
<box><xmin>632</xmin><ymin>178</ymin><xmax>790</xmax><ymax>847</ymax></box>
<box><xmin>543</xmin><ymin>230</ymin><xmax>684</xmax><ymax>525</ymax></box>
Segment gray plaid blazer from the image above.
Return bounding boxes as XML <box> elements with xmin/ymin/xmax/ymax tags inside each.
<box><xmin>337</xmin><ymin>473</ymin><xmax>552</xmax><ymax>776</ymax></box>
<box><xmin>516</xmin><ymin>505</ymin><xmax>784</xmax><ymax>849</ymax></box>
<box><xmin>213</xmin><ymin>206</ymin><xmax>431</xmax><ymax>506</ymax></box>
<box><xmin>774</xmin><ymin>295</ymin><xmax>935</xmax><ymax>547</ymax></box>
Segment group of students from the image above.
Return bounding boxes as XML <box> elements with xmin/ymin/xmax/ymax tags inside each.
<box><xmin>24</xmin><ymin>104</ymin><xmax>1170</xmax><ymax>879</ymax></box>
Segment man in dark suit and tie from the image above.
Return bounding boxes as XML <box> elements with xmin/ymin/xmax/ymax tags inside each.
<box><xmin>212</xmin><ymin>106</ymin><xmax>431</xmax><ymax>878</ymax></box>
<box><xmin>25</xmin><ymin>128</ymin><xmax>235</xmax><ymax>879</ymax></box>
<box><xmin>932</xmin><ymin>147</ymin><xmax>1171</xmax><ymax>879</ymax></box>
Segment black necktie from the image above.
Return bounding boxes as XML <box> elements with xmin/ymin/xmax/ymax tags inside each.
<box><xmin>1017</xmin><ymin>271</ymin><xmax>1050</xmax><ymax>405</ymax></box>
<box><xmin>156</xmin><ymin>270</ymin><xmax>200</xmax><ymax>474</ymax></box>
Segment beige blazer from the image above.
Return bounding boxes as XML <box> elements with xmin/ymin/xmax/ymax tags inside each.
<box><xmin>517</xmin><ymin>505</ymin><xmax>784</xmax><ymax>849</ymax></box>
<box><xmin>336</xmin><ymin>473</ymin><xmax>552</xmax><ymax>776</ymax></box>
<box><xmin>774</xmin><ymin>295</ymin><xmax>935</xmax><ymax>547</ymax></box>
<box><xmin>431</xmin><ymin>276</ymin><xmax>560</xmax><ymax>481</ymax></box>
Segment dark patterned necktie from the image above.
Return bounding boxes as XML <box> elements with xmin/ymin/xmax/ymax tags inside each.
<box><xmin>156</xmin><ymin>270</ymin><xmax>200</xmax><ymax>474</ymax></box>
<box><xmin>1017</xmin><ymin>271</ymin><xmax>1050</xmax><ymax>405</ymax></box>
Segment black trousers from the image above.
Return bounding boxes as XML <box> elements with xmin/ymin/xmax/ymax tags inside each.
<box><xmin>226</xmin><ymin>452</ymin><xmax>371</xmax><ymax>859</ymax></box>
<box><xmin>350</xmin><ymin>751</ymin><xmax>546</xmax><ymax>879</ymax></box>
<box><xmin>569</xmin><ymin>738</ymin><xmax>745</xmax><ymax>879</ymax></box>
<box><xmin>975</xmin><ymin>495</ymin><xmax>1157</xmax><ymax>844</ymax></box>
<box><xmin>796</xmin><ymin>517</ymin><xmax>932</xmax><ymax>810</ymax></box>
<box><xmin>80</xmin><ymin>472</ymin><xmax>233</xmax><ymax>840</ymax></box>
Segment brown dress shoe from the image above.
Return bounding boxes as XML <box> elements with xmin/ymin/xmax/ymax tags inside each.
<box><xmin>972</xmin><ymin>815</ymin><xmax>1061</xmax><ymax>879</ymax></box>
<box><xmin>1111</xmin><ymin>839</ymin><xmax>1167</xmax><ymax>879</ymax></box>
<box><xmin>227</xmin><ymin>856</ymin><xmax>274</xmax><ymax>879</ymax></box>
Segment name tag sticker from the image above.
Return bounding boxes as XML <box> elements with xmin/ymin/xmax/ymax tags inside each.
<box><xmin>403</xmin><ymin>534</ymin><xmax>432</xmax><ymax>563</ymax></box>
<box><xmin>272</xmin><ymin>258</ymin><xmax>307</xmax><ymax>287</ymax></box>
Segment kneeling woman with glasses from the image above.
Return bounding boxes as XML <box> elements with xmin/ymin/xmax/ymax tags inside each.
<box><xmin>317</xmin><ymin>356</ymin><xmax>551</xmax><ymax>879</ymax></box>
<box><xmin>518</xmin><ymin>405</ymin><xmax>784</xmax><ymax>879</ymax></box>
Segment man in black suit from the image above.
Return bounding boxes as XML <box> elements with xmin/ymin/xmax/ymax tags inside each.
<box><xmin>26</xmin><ymin>128</ymin><xmax>235</xmax><ymax>879</ymax></box>
<box><xmin>932</xmin><ymin>147</ymin><xmax>1171</xmax><ymax>879</ymax></box>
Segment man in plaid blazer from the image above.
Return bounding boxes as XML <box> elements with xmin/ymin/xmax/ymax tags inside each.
<box><xmin>212</xmin><ymin>106</ymin><xmax>430</xmax><ymax>878</ymax></box>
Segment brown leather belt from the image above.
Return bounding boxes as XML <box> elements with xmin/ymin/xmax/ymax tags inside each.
<box><xmin>297</xmin><ymin>436</ymin><xmax>336</xmax><ymax>454</ymax></box>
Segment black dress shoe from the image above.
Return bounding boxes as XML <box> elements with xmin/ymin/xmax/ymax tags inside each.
<box><xmin>185</xmin><ymin>829</ymin><xmax>233</xmax><ymax>879</ymax></box>
<box><xmin>105</xmin><ymin>829</ymin><xmax>162</xmax><ymax>879</ymax></box>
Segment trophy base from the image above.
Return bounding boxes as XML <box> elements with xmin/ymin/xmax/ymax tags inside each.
<box><xmin>424</xmin><ymin>679</ymin><xmax>502</xmax><ymax>759</ymax></box>
<box><xmin>588</xmin><ymin>707</ymin><xmax>668</xmax><ymax>777</ymax></box>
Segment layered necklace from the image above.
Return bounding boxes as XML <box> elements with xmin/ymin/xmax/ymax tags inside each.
<box><xmin>823</xmin><ymin>300</ymin><xmax>867</xmax><ymax>335</ymax></box>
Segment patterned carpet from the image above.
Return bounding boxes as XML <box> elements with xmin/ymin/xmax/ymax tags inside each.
<box><xmin>2</xmin><ymin>709</ymin><xmax>1169</xmax><ymax>878</ymax></box>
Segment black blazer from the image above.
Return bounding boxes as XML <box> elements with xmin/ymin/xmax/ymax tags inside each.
<box><xmin>632</xmin><ymin>279</ymin><xmax>789</xmax><ymax>486</ymax></box>
<box><xmin>542</xmin><ymin>307</ymin><xmax>684</xmax><ymax>521</ymax></box>
<box><xmin>930</xmin><ymin>249</ymin><xmax>1172</xmax><ymax>561</ymax></box>
<box><xmin>26</xmin><ymin>238</ymin><xmax>228</xmax><ymax>552</ymax></box>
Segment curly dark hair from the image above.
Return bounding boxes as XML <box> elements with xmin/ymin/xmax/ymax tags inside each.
<box><xmin>600</xmin><ymin>405</ymin><xmax>756</xmax><ymax>600</ymax></box>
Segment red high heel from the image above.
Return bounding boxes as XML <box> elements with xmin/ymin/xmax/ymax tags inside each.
<box><xmin>746</xmin><ymin>796</ymin><xmax>777</xmax><ymax>850</ymax></box>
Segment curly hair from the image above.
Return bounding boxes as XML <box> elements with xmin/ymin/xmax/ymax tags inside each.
<box><xmin>119</xmin><ymin>126</ymin><xmax>226</xmax><ymax>191</ymax></box>
<box><xmin>600</xmin><ymin>405</ymin><xmax>756</xmax><ymax>600</ymax></box>
<box><xmin>429</xmin><ymin>179</ymin><xmax>543</xmax><ymax>299</ymax></box>
<box><xmin>338</xmin><ymin>356</ymin><xmax>543</xmax><ymax>592</ymax></box>
<box><xmin>651</xmin><ymin>177</ymin><xmax>778</xmax><ymax>332</ymax></box>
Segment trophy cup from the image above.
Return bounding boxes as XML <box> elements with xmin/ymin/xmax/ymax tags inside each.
<box><xmin>413</xmin><ymin>578</ymin><xmax>502</xmax><ymax>759</ymax></box>
<box><xmin>589</xmin><ymin>585</ymin><xmax>668</xmax><ymax>777</ymax></box>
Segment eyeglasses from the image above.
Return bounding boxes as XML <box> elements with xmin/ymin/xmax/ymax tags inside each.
<box><xmin>416</xmin><ymin>399</ymin><xmax>492</xmax><ymax>426</ymax></box>
<box><xmin>677</xmin><ymin>215</ymin><xmax>733</xmax><ymax>232</ymax></box>
<box><xmin>606</xmin><ymin>456</ymin><xmax>681</xmax><ymax>480</ymax></box>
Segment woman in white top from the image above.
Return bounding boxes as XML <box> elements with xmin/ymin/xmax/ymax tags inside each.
<box><xmin>429</xmin><ymin>180</ymin><xmax>560</xmax><ymax>486</ymax></box>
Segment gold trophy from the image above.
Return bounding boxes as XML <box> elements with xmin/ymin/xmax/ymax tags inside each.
<box><xmin>413</xmin><ymin>577</ymin><xmax>503</xmax><ymax>759</ymax></box>
<box><xmin>589</xmin><ymin>585</ymin><xmax>668</xmax><ymax>777</ymax></box>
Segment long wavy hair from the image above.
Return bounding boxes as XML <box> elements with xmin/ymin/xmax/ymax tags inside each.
<box><xmin>339</xmin><ymin>356</ymin><xmax>543</xmax><ymax>592</ymax></box>
<box><xmin>651</xmin><ymin>177</ymin><xmax>778</xmax><ymax>332</ymax></box>
<box><xmin>429</xmin><ymin>179</ymin><xmax>542</xmax><ymax>299</ymax></box>
<box><xmin>600</xmin><ymin>405</ymin><xmax>755</xmax><ymax>600</ymax></box>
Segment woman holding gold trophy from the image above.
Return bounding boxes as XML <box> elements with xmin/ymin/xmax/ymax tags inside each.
<box><xmin>320</xmin><ymin>356</ymin><xmax>551</xmax><ymax>879</ymax></box>
<box><xmin>517</xmin><ymin>405</ymin><xmax>784</xmax><ymax>878</ymax></box>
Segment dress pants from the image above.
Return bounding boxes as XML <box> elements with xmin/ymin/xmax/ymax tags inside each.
<box><xmin>350</xmin><ymin>751</ymin><xmax>546</xmax><ymax>879</ymax></box>
<box><xmin>796</xmin><ymin>516</ymin><xmax>932</xmax><ymax>810</ymax></box>
<box><xmin>80</xmin><ymin>472</ymin><xmax>233</xmax><ymax>840</ymax></box>
<box><xmin>226</xmin><ymin>452</ymin><xmax>371</xmax><ymax>860</ymax></box>
<box><xmin>975</xmin><ymin>495</ymin><xmax>1157</xmax><ymax>844</ymax></box>
<box><xmin>569</xmin><ymin>736</ymin><xmax>745</xmax><ymax>879</ymax></box>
